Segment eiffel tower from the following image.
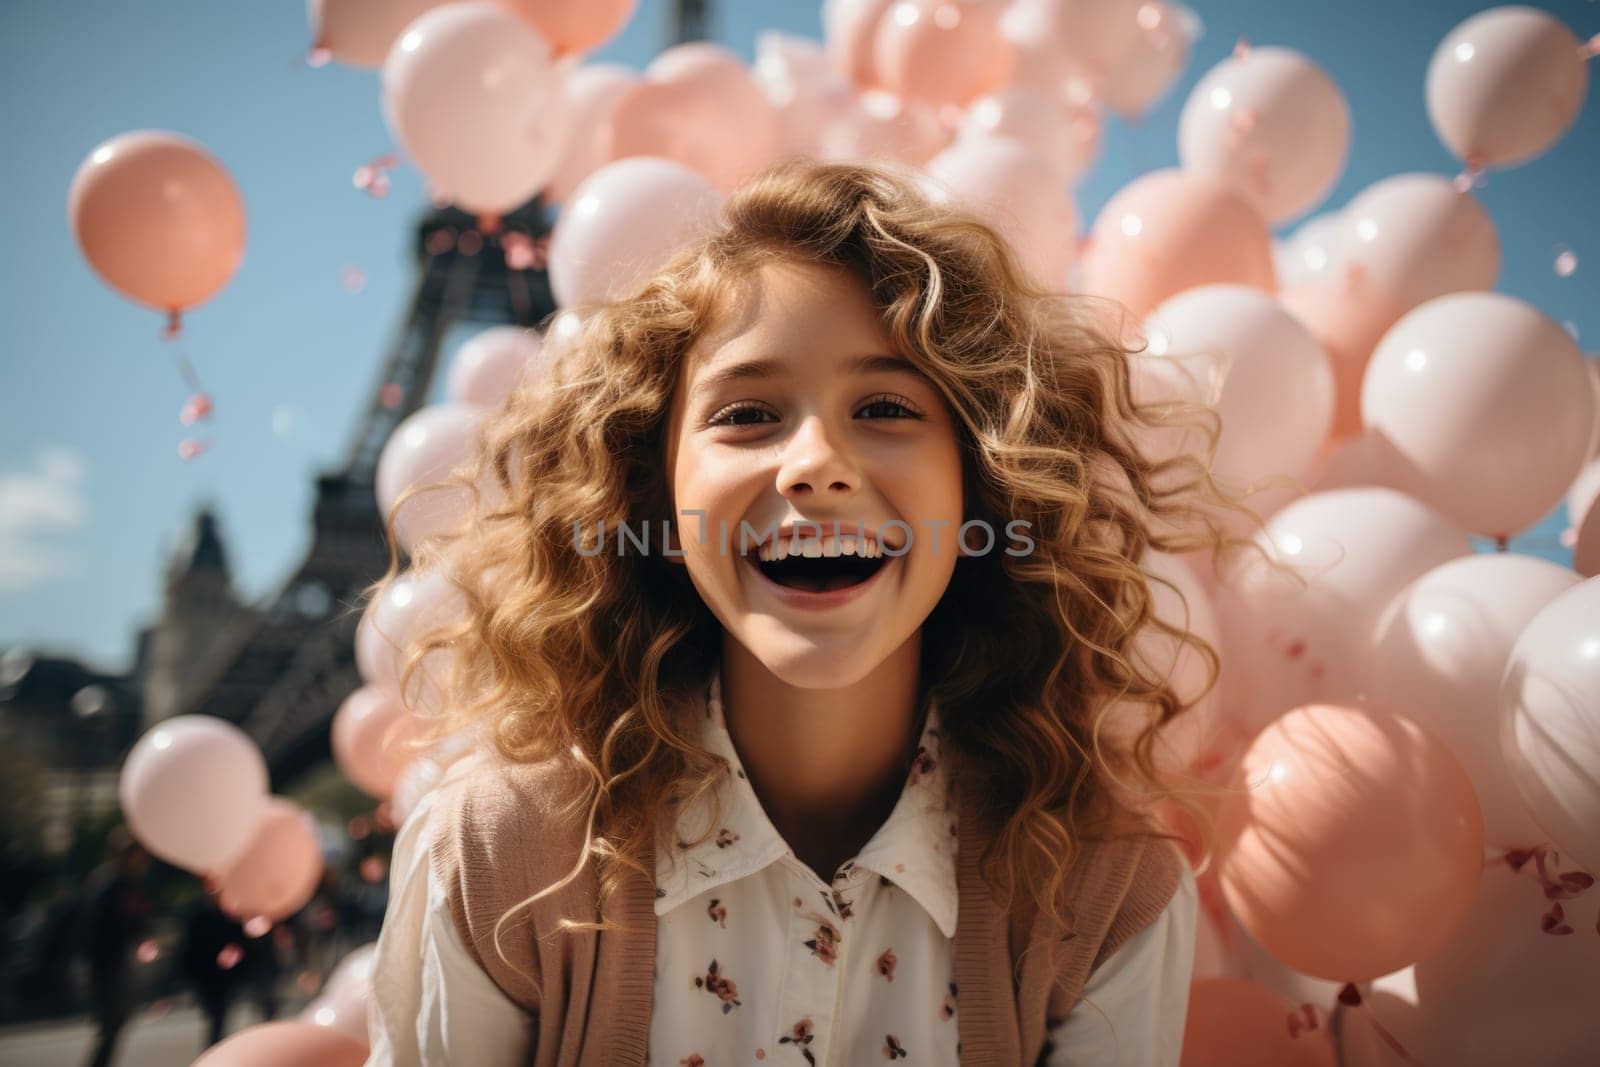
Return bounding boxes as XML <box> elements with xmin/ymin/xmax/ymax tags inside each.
<box><xmin>178</xmin><ymin>200</ymin><xmax>556</xmax><ymax>785</ymax></box>
<box><xmin>181</xmin><ymin>0</ymin><xmax>716</xmax><ymax>787</ymax></box>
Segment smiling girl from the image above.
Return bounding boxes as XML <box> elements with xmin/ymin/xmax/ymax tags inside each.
<box><xmin>365</xmin><ymin>160</ymin><xmax>1267</xmax><ymax>1066</ymax></box>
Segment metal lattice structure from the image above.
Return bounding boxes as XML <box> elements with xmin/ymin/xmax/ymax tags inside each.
<box><xmin>179</xmin><ymin>201</ymin><xmax>557</xmax><ymax>786</ymax></box>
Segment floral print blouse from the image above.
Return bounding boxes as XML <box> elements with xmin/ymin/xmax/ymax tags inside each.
<box><xmin>367</xmin><ymin>673</ymin><xmax>1197</xmax><ymax>1066</ymax></box>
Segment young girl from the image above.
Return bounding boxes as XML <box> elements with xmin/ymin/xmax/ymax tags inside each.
<box><xmin>365</xmin><ymin>159</ymin><xmax>1261</xmax><ymax>1066</ymax></box>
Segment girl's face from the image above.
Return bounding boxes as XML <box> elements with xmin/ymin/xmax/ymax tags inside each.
<box><xmin>665</xmin><ymin>258</ymin><xmax>965</xmax><ymax>689</ymax></box>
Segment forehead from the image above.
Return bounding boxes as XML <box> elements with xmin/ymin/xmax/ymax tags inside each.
<box><xmin>684</xmin><ymin>257</ymin><xmax>893</xmax><ymax>376</ymax></box>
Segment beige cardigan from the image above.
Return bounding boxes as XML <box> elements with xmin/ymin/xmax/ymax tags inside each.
<box><xmin>429</xmin><ymin>752</ymin><xmax>1185</xmax><ymax>1066</ymax></box>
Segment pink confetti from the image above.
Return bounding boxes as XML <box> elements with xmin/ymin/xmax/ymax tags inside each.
<box><xmin>180</xmin><ymin>391</ymin><xmax>212</xmax><ymax>425</ymax></box>
<box><xmin>360</xmin><ymin>855</ymin><xmax>388</xmax><ymax>883</ymax></box>
<box><xmin>1555</xmin><ymin>247</ymin><xmax>1578</xmax><ymax>277</ymax></box>
<box><xmin>379</xmin><ymin>382</ymin><xmax>404</xmax><ymax>409</ymax></box>
<box><xmin>178</xmin><ymin>438</ymin><xmax>210</xmax><ymax>461</ymax></box>
<box><xmin>306</xmin><ymin>45</ymin><xmax>332</xmax><ymax>67</ymax></box>
<box><xmin>136</xmin><ymin>940</ymin><xmax>160</xmax><ymax>964</ymax></box>
<box><xmin>353</xmin><ymin>154</ymin><xmax>399</xmax><ymax>199</ymax></box>
<box><xmin>502</xmin><ymin>231</ymin><xmax>536</xmax><ymax>270</ymax></box>
<box><xmin>341</xmin><ymin>265</ymin><xmax>367</xmax><ymax>293</ymax></box>
<box><xmin>217</xmin><ymin>944</ymin><xmax>244</xmax><ymax>970</ymax></box>
<box><xmin>244</xmin><ymin>916</ymin><xmax>272</xmax><ymax>939</ymax></box>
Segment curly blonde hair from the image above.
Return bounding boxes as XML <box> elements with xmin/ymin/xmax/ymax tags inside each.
<box><xmin>369</xmin><ymin>158</ymin><xmax>1281</xmax><ymax>955</ymax></box>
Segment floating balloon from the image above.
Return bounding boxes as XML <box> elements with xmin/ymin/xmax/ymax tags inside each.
<box><xmin>1278</xmin><ymin>280</ymin><xmax>1408</xmax><ymax>444</ymax></box>
<box><xmin>1362</xmin><ymin>291</ymin><xmax>1595</xmax><ymax>540</ymax></box>
<box><xmin>1002</xmin><ymin>0</ymin><xmax>1143</xmax><ymax>95</ymax></box>
<box><xmin>356</xmin><ymin>567</ymin><xmax>469</xmax><ymax>712</ymax></box>
<box><xmin>1182</xmin><ymin>978</ymin><xmax>1337</xmax><ymax>1067</ymax></box>
<box><xmin>1213</xmin><ymin>488</ymin><xmax>1471</xmax><ymax>737</ymax></box>
<box><xmin>1080</xmin><ymin>168</ymin><xmax>1276</xmax><ymax>320</ymax></box>
<box><xmin>924</xmin><ymin>135</ymin><xmax>1078</xmax><ymax>292</ymax></box>
<box><xmin>1215</xmin><ymin>704</ymin><xmax>1485</xmax><ymax>982</ymax></box>
<box><xmin>545</xmin><ymin>63</ymin><xmax>641</xmax><ymax>204</ymax></box>
<box><xmin>1273</xmin><ymin>213</ymin><xmax>1342</xmax><ymax>291</ymax></box>
<box><xmin>304</xmin><ymin>943</ymin><xmax>377</xmax><ymax>1048</ymax></box>
<box><xmin>872</xmin><ymin>0</ymin><xmax>1013</xmax><ymax>109</ymax></box>
<box><xmin>1335</xmin><ymin>173</ymin><xmax>1499</xmax><ymax>317</ymax></box>
<box><xmin>606</xmin><ymin>42</ymin><xmax>778</xmax><ymax>193</ymax></box>
<box><xmin>754</xmin><ymin>33</ymin><xmax>855</xmax><ymax>161</ymax></box>
<box><xmin>307</xmin><ymin>0</ymin><xmax>450</xmax><ymax>68</ymax></box>
<box><xmin>192</xmin><ymin>1021</ymin><xmax>367</xmax><ymax>1067</ymax></box>
<box><xmin>119</xmin><ymin>715</ymin><xmax>269</xmax><ymax>875</ymax></box>
<box><xmin>818</xmin><ymin>89</ymin><xmax>952</xmax><ymax>166</ymax></box>
<box><xmin>1426</xmin><ymin>5</ymin><xmax>1590</xmax><ymax>171</ymax></box>
<box><xmin>1143</xmin><ymin>284</ymin><xmax>1335</xmax><ymax>525</ymax></box>
<box><xmin>332</xmin><ymin>686</ymin><xmax>423</xmax><ymax>800</ymax></box>
<box><xmin>216</xmin><ymin>797</ymin><xmax>324</xmax><ymax>923</ymax></box>
<box><xmin>68</xmin><ymin>131</ymin><xmax>246</xmax><ymax>317</ymax></box>
<box><xmin>381</xmin><ymin>2</ymin><xmax>567</xmax><ymax>215</ymax></box>
<box><xmin>1179</xmin><ymin>46</ymin><xmax>1350</xmax><ymax>225</ymax></box>
<box><xmin>824</xmin><ymin>0</ymin><xmax>895</xmax><ymax>88</ymax></box>
<box><xmin>548</xmin><ymin>157</ymin><xmax>723</xmax><ymax>308</ymax></box>
<box><xmin>1570</xmin><ymin>456</ymin><xmax>1600</xmax><ymax>578</ymax></box>
<box><xmin>1500</xmin><ymin>576</ymin><xmax>1600</xmax><ymax>874</ymax></box>
<box><xmin>1370</xmin><ymin>554</ymin><xmax>1581</xmax><ymax>849</ymax></box>
<box><xmin>1340</xmin><ymin>859</ymin><xmax>1600</xmax><ymax>1067</ymax></box>
<box><xmin>375</xmin><ymin>403</ymin><xmax>492</xmax><ymax>555</ymax></box>
<box><xmin>1098</xmin><ymin>0</ymin><xmax>1194</xmax><ymax>121</ymax></box>
<box><xmin>446</xmin><ymin>326</ymin><xmax>543</xmax><ymax>408</ymax></box>
<box><xmin>493</xmin><ymin>0</ymin><xmax>636</xmax><ymax>55</ymax></box>
<box><xmin>958</xmin><ymin>87</ymin><xmax>1101</xmax><ymax>185</ymax></box>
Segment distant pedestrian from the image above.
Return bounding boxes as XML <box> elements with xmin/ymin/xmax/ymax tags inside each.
<box><xmin>80</xmin><ymin>828</ymin><xmax>151</xmax><ymax>1067</ymax></box>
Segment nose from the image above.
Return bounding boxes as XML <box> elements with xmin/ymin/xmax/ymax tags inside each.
<box><xmin>776</xmin><ymin>414</ymin><xmax>859</xmax><ymax>499</ymax></box>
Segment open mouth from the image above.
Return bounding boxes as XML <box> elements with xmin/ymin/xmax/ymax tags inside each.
<box><xmin>749</xmin><ymin>550</ymin><xmax>889</xmax><ymax>593</ymax></box>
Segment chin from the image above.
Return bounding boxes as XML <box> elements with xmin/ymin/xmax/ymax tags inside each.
<box><xmin>728</xmin><ymin>623</ymin><xmax>894</xmax><ymax>691</ymax></box>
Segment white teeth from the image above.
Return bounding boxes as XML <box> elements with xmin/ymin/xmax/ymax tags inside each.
<box><xmin>753</xmin><ymin>532</ymin><xmax>880</xmax><ymax>562</ymax></box>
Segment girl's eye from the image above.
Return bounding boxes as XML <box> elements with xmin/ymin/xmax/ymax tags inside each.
<box><xmin>707</xmin><ymin>402</ymin><xmax>777</xmax><ymax>427</ymax></box>
<box><xmin>857</xmin><ymin>394</ymin><xmax>923</xmax><ymax>420</ymax></box>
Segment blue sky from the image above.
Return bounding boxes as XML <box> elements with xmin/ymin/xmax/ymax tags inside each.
<box><xmin>1</xmin><ymin>0</ymin><xmax>1596</xmax><ymax>672</ymax></box>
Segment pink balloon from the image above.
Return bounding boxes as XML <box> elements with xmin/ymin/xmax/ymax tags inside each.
<box><xmin>446</xmin><ymin>326</ymin><xmax>543</xmax><ymax>408</ymax></box>
<box><xmin>1371</xmin><ymin>554</ymin><xmax>1581</xmax><ymax>849</ymax></box>
<box><xmin>1099</xmin><ymin>1</ymin><xmax>1194</xmax><ymax>121</ymax></box>
<box><xmin>1500</xmin><ymin>577</ymin><xmax>1600</xmax><ymax>874</ymax></box>
<box><xmin>1080</xmin><ymin>168</ymin><xmax>1276</xmax><ymax>319</ymax></box>
<box><xmin>192</xmin><ymin>1020</ymin><xmax>367</xmax><ymax>1067</ymax></box>
<box><xmin>548</xmin><ymin>157</ymin><xmax>723</xmax><ymax>308</ymax></box>
<box><xmin>307</xmin><ymin>0</ymin><xmax>453</xmax><ymax>68</ymax></box>
<box><xmin>332</xmin><ymin>686</ymin><xmax>423</xmax><ymax>799</ymax></box>
<box><xmin>1279</xmin><ymin>280</ymin><xmax>1408</xmax><ymax>445</ymax></box>
<box><xmin>381</xmin><ymin>2</ymin><xmax>566</xmax><ymax>215</ymax></box>
<box><xmin>1362</xmin><ymin>291</ymin><xmax>1596</xmax><ymax>540</ymax></box>
<box><xmin>1300</xmin><ymin>428</ymin><xmax>1392</xmax><ymax>495</ymax></box>
<box><xmin>545</xmin><ymin>62</ymin><xmax>640</xmax><ymax>204</ymax></box>
<box><xmin>958</xmin><ymin>87</ymin><xmax>1101</xmax><ymax>185</ymax></box>
<box><xmin>1178</xmin><ymin>46</ymin><xmax>1349</xmax><ymax>226</ymax></box>
<box><xmin>375</xmin><ymin>403</ymin><xmax>490</xmax><ymax>555</ymax></box>
<box><xmin>1336</xmin><ymin>173</ymin><xmax>1499</xmax><ymax>317</ymax></box>
<box><xmin>355</xmin><ymin>567</ymin><xmax>468</xmax><ymax>714</ymax></box>
<box><xmin>1181</xmin><ymin>978</ymin><xmax>1337</xmax><ymax>1067</ymax></box>
<box><xmin>1002</xmin><ymin>0</ymin><xmax>1143</xmax><ymax>94</ymax></box>
<box><xmin>1143</xmin><ymin>285</ymin><xmax>1335</xmax><ymax>522</ymax></box>
<box><xmin>1341</xmin><ymin>860</ymin><xmax>1600</xmax><ymax>1067</ymax></box>
<box><xmin>872</xmin><ymin>0</ymin><xmax>1013</xmax><ymax>109</ymax></box>
<box><xmin>924</xmin><ymin>135</ymin><xmax>1078</xmax><ymax>291</ymax></box>
<box><xmin>1272</xmin><ymin>213</ymin><xmax>1342</xmax><ymax>291</ymax></box>
<box><xmin>1569</xmin><ymin>456</ymin><xmax>1600</xmax><ymax>578</ymax></box>
<box><xmin>818</xmin><ymin>89</ymin><xmax>952</xmax><ymax>166</ymax></box>
<box><xmin>754</xmin><ymin>33</ymin><xmax>856</xmax><ymax>160</ymax></box>
<box><xmin>1214</xmin><ymin>488</ymin><xmax>1471</xmax><ymax>738</ymax></box>
<box><xmin>607</xmin><ymin>43</ymin><xmax>778</xmax><ymax>193</ymax></box>
<box><xmin>1216</xmin><ymin>704</ymin><xmax>1485</xmax><ymax>982</ymax></box>
<box><xmin>216</xmin><ymin>797</ymin><xmax>324</xmax><ymax>923</ymax></box>
<box><xmin>119</xmin><ymin>716</ymin><xmax>268</xmax><ymax>875</ymax></box>
<box><xmin>493</xmin><ymin>0</ymin><xmax>636</xmax><ymax>55</ymax></box>
<box><xmin>303</xmin><ymin>943</ymin><xmax>376</xmax><ymax>1048</ymax></box>
<box><xmin>1426</xmin><ymin>6</ymin><xmax>1589</xmax><ymax>170</ymax></box>
<box><xmin>68</xmin><ymin>131</ymin><xmax>246</xmax><ymax>314</ymax></box>
<box><xmin>824</xmin><ymin>0</ymin><xmax>896</xmax><ymax>88</ymax></box>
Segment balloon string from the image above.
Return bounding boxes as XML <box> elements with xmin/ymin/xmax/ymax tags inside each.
<box><xmin>1338</xmin><ymin>983</ymin><xmax>1423</xmax><ymax>1065</ymax></box>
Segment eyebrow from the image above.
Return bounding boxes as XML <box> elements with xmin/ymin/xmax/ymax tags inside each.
<box><xmin>693</xmin><ymin>353</ymin><xmax>924</xmax><ymax>394</ymax></box>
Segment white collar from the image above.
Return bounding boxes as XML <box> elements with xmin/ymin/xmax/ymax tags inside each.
<box><xmin>654</xmin><ymin>671</ymin><xmax>959</xmax><ymax>938</ymax></box>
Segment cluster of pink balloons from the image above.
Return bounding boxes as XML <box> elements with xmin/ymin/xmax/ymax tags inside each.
<box><xmin>119</xmin><ymin>717</ymin><xmax>323</xmax><ymax>924</ymax></box>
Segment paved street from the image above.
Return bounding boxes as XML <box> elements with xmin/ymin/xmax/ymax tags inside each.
<box><xmin>0</xmin><ymin>1001</ymin><xmax>275</xmax><ymax>1066</ymax></box>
